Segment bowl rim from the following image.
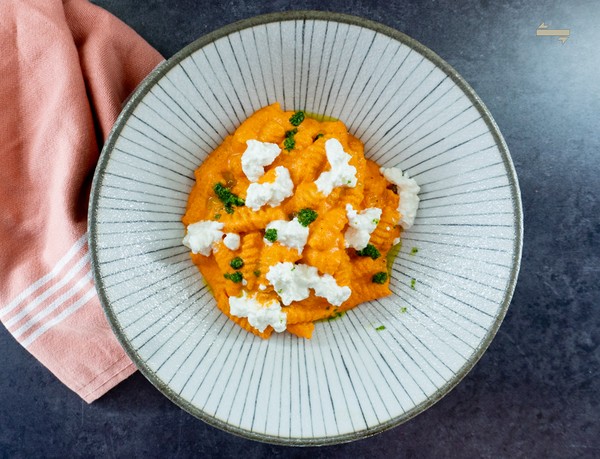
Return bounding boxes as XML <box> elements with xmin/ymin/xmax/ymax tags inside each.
<box><xmin>88</xmin><ymin>10</ymin><xmax>523</xmax><ymax>446</ymax></box>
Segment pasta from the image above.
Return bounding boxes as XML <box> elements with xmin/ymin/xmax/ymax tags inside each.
<box><xmin>182</xmin><ymin>103</ymin><xmax>420</xmax><ymax>339</ymax></box>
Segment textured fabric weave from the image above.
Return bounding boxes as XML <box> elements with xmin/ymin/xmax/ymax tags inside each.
<box><xmin>0</xmin><ymin>0</ymin><xmax>164</xmax><ymax>402</ymax></box>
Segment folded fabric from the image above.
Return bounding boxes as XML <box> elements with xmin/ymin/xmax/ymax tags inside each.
<box><xmin>0</xmin><ymin>0</ymin><xmax>164</xmax><ymax>402</ymax></box>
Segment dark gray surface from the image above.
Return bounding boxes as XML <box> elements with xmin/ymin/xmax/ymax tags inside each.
<box><xmin>1</xmin><ymin>0</ymin><xmax>599</xmax><ymax>457</ymax></box>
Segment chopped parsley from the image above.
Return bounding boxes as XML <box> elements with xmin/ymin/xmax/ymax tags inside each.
<box><xmin>327</xmin><ymin>310</ymin><xmax>345</xmax><ymax>321</ymax></box>
<box><xmin>224</xmin><ymin>272</ymin><xmax>243</xmax><ymax>283</ymax></box>
<box><xmin>229</xmin><ymin>257</ymin><xmax>244</xmax><ymax>269</ymax></box>
<box><xmin>283</xmin><ymin>128</ymin><xmax>297</xmax><ymax>151</ymax></box>
<box><xmin>289</xmin><ymin>111</ymin><xmax>305</xmax><ymax>126</ymax></box>
<box><xmin>372</xmin><ymin>272</ymin><xmax>388</xmax><ymax>284</ymax></box>
<box><xmin>214</xmin><ymin>213</ymin><xmax>221</xmax><ymax>220</ymax></box>
<box><xmin>356</xmin><ymin>244</ymin><xmax>381</xmax><ymax>260</ymax></box>
<box><xmin>253</xmin><ymin>269</ymin><xmax>261</xmax><ymax>277</ymax></box>
<box><xmin>283</xmin><ymin>136</ymin><xmax>295</xmax><ymax>151</ymax></box>
<box><xmin>400</xmin><ymin>306</ymin><xmax>407</xmax><ymax>313</ymax></box>
<box><xmin>314</xmin><ymin>133</ymin><xmax>324</xmax><ymax>141</ymax></box>
<box><xmin>372</xmin><ymin>218</ymin><xmax>380</xmax><ymax>225</ymax></box>
<box><xmin>410</xmin><ymin>247</ymin><xmax>419</xmax><ymax>255</ymax></box>
<box><xmin>410</xmin><ymin>278</ymin><xmax>417</xmax><ymax>290</ymax></box>
<box><xmin>297</xmin><ymin>208</ymin><xmax>318</xmax><ymax>226</ymax></box>
<box><xmin>213</xmin><ymin>183</ymin><xmax>244</xmax><ymax>214</ymax></box>
<box><xmin>264</xmin><ymin>228</ymin><xmax>278</xmax><ymax>243</ymax></box>
<box><xmin>375</xmin><ymin>325</ymin><xmax>386</xmax><ymax>331</ymax></box>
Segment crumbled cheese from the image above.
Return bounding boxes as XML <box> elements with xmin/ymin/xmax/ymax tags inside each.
<box><xmin>393</xmin><ymin>237</ymin><xmax>401</xmax><ymax>246</ymax></box>
<box><xmin>266</xmin><ymin>262</ymin><xmax>351</xmax><ymax>306</ymax></box>
<box><xmin>311</xmin><ymin>273</ymin><xmax>352</xmax><ymax>307</ymax></box>
<box><xmin>182</xmin><ymin>221</ymin><xmax>224</xmax><ymax>256</ymax></box>
<box><xmin>314</xmin><ymin>138</ymin><xmax>358</xmax><ymax>196</ymax></box>
<box><xmin>241</xmin><ymin>140</ymin><xmax>282</xmax><ymax>182</ymax></box>
<box><xmin>222</xmin><ymin>233</ymin><xmax>241</xmax><ymax>251</ymax></box>
<box><xmin>344</xmin><ymin>204</ymin><xmax>382</xmax><ymax>250</ymax></box>
<box><xmin>380</xmin><ymin>167</ymin><xmax>420</xmax><ymax>229</ymax></box>
<box><xmin>245</xmin><ymin>166</ymin><xmax>294</xmax><ymax>210</ymax></box>
<box><xmin>266</xmin><ymin>263</ymin><xmax>312</xmax><ymax>305</ymax></box>
<box><xmin>264</xmin><ymin>218</ymin><xmax>309</xmax><ymax>254</ymax></box>
<box><xmin>258</xmin><ymin>284</ymin><xmax>267</xmax><ymax>291</ymax></box>
<box><xmin>229</xmin><ymin>291</ymin><xmax>287</xmax><ymax>333</ymax></box>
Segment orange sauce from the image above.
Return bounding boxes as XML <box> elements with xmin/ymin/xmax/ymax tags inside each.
<box><xmin>182</xmin><ymin>103</ymin><xmax>401</xmax><ymax>339</ymax></box>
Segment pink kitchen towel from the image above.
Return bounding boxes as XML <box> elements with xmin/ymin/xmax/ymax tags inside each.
<box><xmin>0</xmin><ymin>0</ymin><xmax>164</xmax><ymax>402</ymax></box>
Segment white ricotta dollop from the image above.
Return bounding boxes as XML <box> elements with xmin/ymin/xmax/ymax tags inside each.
<box><xmin>264</xmin><ymin>218</ymin><xmax>309</xmax><ymax>254</ymax></box>
<box><xmin>245</xmin><ymin>166</ymin><xmax>294</xmax><ymax>211</ymax></box>
<box><xmin>229</xmin><ymin>291</ymin><xmax>287</xmax><ymax>333</ymax></box>
<box><xmin>311</xmin><ymin>273</ymin><xmax>352</xmax><ymax>307</ymax></box>
<box><xmin>266</xmin><ymin>262</ymin><xmax>351</xmax><ymax>307</ymax></box>
<box><xmin>182</xmin><ymin>221</ymin><xmax>224</xmax><ymax>256</ymax></box>
<box><xmin>344</xmin><ymin>204</ymin><xmax>382</xmax><ymax>250</ymax></box>
<box><xmin>380</xmin><ymin>167</ymin><xmax>421</xmax><ymax>229</ymax></box>
<box><xmin>314</xmin><ymin>138</ymin><xmax>358</xmax><ymax>196</ymax></box>
<box><xmin>266</xmin><ymin>263</ymin><xmax>313</xmax><ymax>305</ymax></box>
<box><xmin>241</xmin><ymin>140</ymin><xmax>282</xmax><ymax>182</ymax></box>
<box><xmin>222</xmin><ymin>233</ymin><xmax>241</xmax><ymax>251</ymax></box>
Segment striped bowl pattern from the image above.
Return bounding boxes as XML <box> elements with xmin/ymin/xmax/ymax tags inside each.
<box><xmin>89</xmin><ymin>12</ymin><xmax>522</xmax><ymax>445</ymax></box>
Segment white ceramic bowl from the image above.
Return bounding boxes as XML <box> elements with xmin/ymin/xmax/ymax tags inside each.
<box><xmin>89</xmin><ymin>11</ymin><xmax>522</xmax><ymax>445</ymax></box>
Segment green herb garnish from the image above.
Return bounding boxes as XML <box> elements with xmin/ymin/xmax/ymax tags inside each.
<box><xmin>289</xmin><ymin>111</ymin><xmax>305</xmax><ymax>126</ymax></box>
<box><xmin>283</xmin><ymin>136</ymin><xmax>295</xmax><ymax>151</ymax></box>
<box><xmin>213</xmin><ymin>183</ymin><xmax>244</xmax><ymax>214</ymax></box>
<box><xmin>314</xmin><ymin>133</ymin><xmax>324</xmax><ymax>141</ymax></box>
<box><xmin>356</xmin><ymin>244</ymin><xmax>381</xmax><ymax>260</ymax></box>
<box><xmin>253</xmin><ymin>269</ymin><xmax>261</xmax><ymax>277</ymax></box>
<box><xmin>372</xmin><ymin>272</ymin><xmax>388</xmax><ymax>284</ymax></box>
<box><xmin>224</xmin><ymin>272</ymin><xmax>243</xmax><ymax>283</ymax></box>
<box><xmin>264</xmin><ymin>228</ymin><xmax>278</xmax><ymax>243</ymax></box>
<box><xmin>410</xmin><ymin>278</ymin><xmax>417</xmax><ymax>290</ymax></box>
<box><xmin>375</xmin><ymin>325</ymin><xmax>386</xmax><ymax>331</ymax></box>
<box><xmin>214</xmin><ymin>213</ymin><xmax>221</xmax><ymax>220</ymax></box>
<box><xmin>410</xmin><ymin>247</ymin><xmax>419</xmax><ymax>255</ymax></box>
<box><xmin>297</xmin><ymin>208</ymin><xmax>318</xmax><ymax>227</ymax></box>
<box><xmin>284</xmin><ymin>128</ymin><xmax>298</xmax><ymax>151</ymax></box>
<box><xmin>400</xmin><ymin>306</ymin><xmax>407</xmax><ymax>313</ymax></box>
<box><xmin>327</xmin><ymin>310</ymin><xmax>345</xmax><ymax>321</ymax></box>
<box><xmin>229</xmin><ymin>257</ymin><xmax>244</xmax><ymax>270</ymax></box>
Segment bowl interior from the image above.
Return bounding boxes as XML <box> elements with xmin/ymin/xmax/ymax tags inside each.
<box><xmin>89</xmin><ymin>12</ymin><xmax>522</xmax><ymax>445</ymax></box>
